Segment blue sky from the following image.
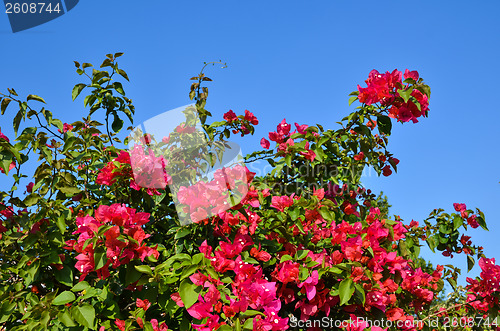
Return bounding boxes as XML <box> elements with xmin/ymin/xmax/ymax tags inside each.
<box><xmin>0</xmin><ymin>1</ymin><xmax>499</xmax><ymax>287</ymax></box>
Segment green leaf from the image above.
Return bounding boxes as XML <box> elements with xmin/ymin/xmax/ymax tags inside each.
<box><xmin>113</xmin><ymin>82</ymin><xmax>125</xmax><ymax>95</ymax></box>
<box><xmin>62</xmin><ymin>136</ymin><xmax>78</xmax><ymax>153</ymax></box>
<box><xmin>72</xmin><ymin>84</ymin><xmax>86</xmax><ymax>101</ymax></box>
<box><xmin>175</xmin><ymin>227</ymin><xmax>191</xmax><ymax>240</ymax></box>
<box><xmin>23</xmin><ymin>194</ymin><xmax>40</xmax><ymax>207</ymax></box>
<box><xmin>467</xmin><ymin>255</ymin><xmax>475</xmax><ymax>272</ymax></box>
<box><xmin>476</xmin><ymin>216</ymin><xmax>488</xmax><ymax>231</ymax></box>
<box><xmin>117</xmin><ymin>69</ymin><xmax>129</xmax><ymax>81</ymax></box>
<box><xmin>179</xmin><ymin>279</ymin><xmax>201</xmax><ymax>309</ymax></box>
<box><xmin>53</xmin><ymin>291</ymin><xmax>76</xmax><ymax>305</ymax></box>
<box><xmin>125</xmin><ymin>263</ymin><xmax>142</xmax><ymax>286</ymax></box>
<box><xmin>58</xmin><ymin>309</ymin><xmax>76</xmax><ymax>327</ymax></box>
<box><xmin>135</xmin><ymin>265</ymin><xmax>153</xmax><ymax>276</ymax></box>
<box><xmin>289</xmin><ymin>207</ymin><xmax>300</xmax><ymax>221</ymax></box>
<box><xmin>453</xmin><ymin>215</ymin><xmax>463</xmax><ymax>231</ymax></box>
<box><xmin>280</xmin><ymin>255</ymin><xmax>293</xmax><ymax>263</ymax></box>
<box><xmin>55</xmin><ymin>265</ymin><xmax>73</xmax><ymax>287</ymax></box>
<box><xmin>71</xmin><ymin>281</ymin><xmax>90</xmax><ymax>292</ymax></box>
<box><xmin>377</xmin><ymin>115</ymin><xmax>392</xmax><ymax>136</ymax></box>
<box><xmin>71</xmin><ymin>304</ymin><xmax>95</xmax><ymax>329</ymax></box>
<box><xmin>58</xmin><ymin>186</ymin><xmax>80</xmax><ymax>196</ymax></box>
<box><xmin>348</xmin><ymin>96</ymin><xmax>358</xmax><ymax>106</ymax></box>
<box><xmin>27</xmin><ymin>95</ymin><xmax>46</xmax><ymax>104</ymax></box>
<box><xmin>94</xmin><ymin>246</ymin><xmax>107</xmax><ymax>270</ymax></box>
<box><xmin>243</xmin><ymin>318</ymin><xmax>254</xmax><ymax>330</ymax></box>
<box><xmin>296</xmin><ymin>250</ymin><xmax>309</xmax><ymax>260</ymax></box>
<box><xmin>339</xmin><ymin>278</ymin><xmax>355</xmax><ymax>305</ymax></box>
<box><xmin>13</xmin><ymin>111</ymin><xmax>23</xmax><ymax>135</ymax></box>
<box><xmin>112</xmin><ymin>115</ymin><xmax>124</xmax><ymax>133</ymax></box>
<box><xmin>398</xmin><ymin>87</ymin><xmax>414</xmax><ymax>103</ymax></box>
<box><xmin>1</xmin><ymin>98</ymin><xmax>11</xmax><ymax>115</ymax></box>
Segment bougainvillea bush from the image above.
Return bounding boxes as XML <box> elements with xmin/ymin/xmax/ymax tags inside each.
<box><xmin>0</xmin><ymin>54</ymin><xmax>498</xmax><ymax>331</ymax></box>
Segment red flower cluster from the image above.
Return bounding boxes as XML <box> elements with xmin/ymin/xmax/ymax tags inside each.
<box><xmin>223</xmin><ymin>109</ymin><xmax>258</xmax><ymax>136</ymax></box>
<box><xmin>466</xmin><ymin>257</ymin><xmax>500</xmax><ymax>312</ymax></box>
<box><xmin>176</xmin><ymin>165</ymin><xmax>256</xmax><ymax>224</ymax></box>
<box><xmin>358</xmin><ymin>69</ymin><xmax>403</xmax><ymax>106</ymax></box>
<box><xmin>262</xmin><ymin>119</ymin><xmax>317</xmax><ymax>161</ymax></box>
<box><xmin>64</xmin><ymin>204</ymin><xmax>159</xmax><ymax>281</ymax></box>
<box><xmin>174</xmin><ymin>234</ymin><xmax>289</xmax><ymax>331</ymax></box>
<box><xmin>357</xmin><ymin>69</ymin><xmax>430</xmax><ymax>123</ymax></box>
<box><xmin>58</xmin><ymin>123</ymin><xmax>74</xmax><ymax>133</ymax></box>
<box><xmin>96</xmin><ymin>147</ymin><xmax>169</xmax><ymax>196</ymax></box>
<box><xmin>453</xmin><ymin>202</ymin><xmax>479</xmax><ymax>228</ymax></box>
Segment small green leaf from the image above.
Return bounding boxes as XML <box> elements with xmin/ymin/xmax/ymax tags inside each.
<box><xmin>467</xmin><ymin>255</ymin><xmax>475</xmax><ymax>272</ymax></box>
<box><xmin>377</xmin><ymin>115</ymin><xmax>392</xmax><ymax>136</ymax></box>
<box><xmin>339</xmin><ymin>278</ymin><xmax>355</xmax><ymax>305</ymax></box>
<box><xmin>179</xmin><ymin>279</ymin><xmax>201</xmax><ymax>309</ymax></box>
<box><xmin>55</xmin><ymin>265</ymin><xmax>73</xmax><ymax>287</ymax></box>
<box><xmin>71</xmin><ymin>304</ymin><xmax>95</xmax><ymax>329</ymax></box>
<box><xmin>94</xmin><ymin>246</ymin><xmax>106</xmax><ymax>270</ymax></box>
<box><xmin>53</xmin><ymin>291</ymin><xmax>76</xmax><ymax>305</ymax></box>
<box><xmin>453</xmin><ymin>216</ymin><xmax>463</xmax><ymax>231</ymax></box>
<box><xmin>476</xmin><ymin>216</ymin><xmax>488</xmax><ymax>231</ymax></box>
<box><xmin>113</xmin><ymin>82</ymin><xmax>125</xmax><ymax>95</ymax></box>
<box><xmin>1</xmin><ymin>98</ymin><xmax>11</xmax><ymax>115</ymax></box>
<box><xmin>58</xmin><ymin>309</ymin><xmax>76</xmax><ymax>327</ymax></box>
<box><xmin>72</xmin><ymin>84</ymin><xmax>86</xmax><ymax>101</ymax></box>
<box><xmin>71</xmin><ymin>281</ymin><xmax>90</xmax><ymax>292</ymax></box>
<box><xmin>112</xmin><ymin>115</ymin><xmax>124</xmax><ymax>133</ymax></box>
<box><xmin>175</xmin><ymin>228</ymin><xmax>191</xmax><ymax>240</ymax></box>
<box><xmin>398</xmin><ymin>87</ymin><xmax>414</xmax><ymax>103</ymax></box>
<box><xmin>135</xmin><ymin>265</ymin><xmax>153</xmax><ymax>276</ymax></box>
<box><xmin>27</xmin><ymin>95</ymin><xmax>46</xmax><ymax>104</ymax></box>
<box><xmin>117</xmin><ymin>69</ymin><xmax>129</xmax><ymax>81</ymax></box>
<box><xmin>348</xmin><ymin>96</ymin><xmax>358</xmax><ymax>106</ymax></box>
<box><xmin>296</xmin><ymin>250</ymin><xmax>309</xmax><ymax>260</ymax></box>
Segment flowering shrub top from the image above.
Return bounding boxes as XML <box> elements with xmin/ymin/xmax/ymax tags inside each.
<box><xmin>0</xmin><ymin>55</ymin><xmax>496</xmax><ymax>331</ymax></box>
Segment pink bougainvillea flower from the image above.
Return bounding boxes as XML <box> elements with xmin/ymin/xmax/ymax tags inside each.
<box><xmin>294</xmin><ymin>122</ymin><xmax>309</xmax><ymax>135</ymax></box>
<box><xmin>270</xmin><ymin>195</ymin><xmax>294</xmax><ymax>212</ymax></box>
<box><xmin>115</xmin><ymin>319</ymin><xmax>126</xmax><ymax>331</ymax></box>
<box><xmin>260</xmin><ymin>137</ymin><xmax>270</xmax><ymax>149</ymax></box>
<box><xmin>298</xmin><ymin>270</ymin><xmax>319</xmax><ymax>301</ymax></box>
<box><xmin>382</xmin><ymin>165</ymin><xmax>392</xmax><ymax>177</ymax></box>
<box><xmin>136</xmin><ymin>298</ymin><xmax>151</xmax><ymax>311</ymax></box>
<box><xmin>187</xmin><ymin>296</ymin><xmax>213</xmax><ymax>320</ymax></box>
<box><xmin>26</xmin><ymin>182</ymin><xmax>34</xmax><ymax>193</ymax></box>
<box><xmin>353</xmin><ymin>152</ymin><xmax>364</xmax><ymax>161</ymax></box>
<box><xmin>277</xmin><ymin>118</ymin><xmax>291</xmax><ymax>137</ymax></box>
<box><xmin>223</xmin><ymin>110</ymin><xmax>238</xmax><ymax>123</ymax></box>
<box><xmin>404</xmin><ymin>69</ymin><xmax>419</xmax><ymax>81</ymax></box>
<box><xmin>244</xmin><ymin>109</ymin><xmax>258</xmax><ymax>125</ymax></box>
<box><xmin>58</xmin><ymin>123</ymin><xmax>74</xmax><ymax>133</ymax></box>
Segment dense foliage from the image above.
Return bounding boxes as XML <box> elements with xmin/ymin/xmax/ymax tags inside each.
<box><xmin>0</xmin><ymin>54</ymin><xmax>497</xmax><ymax>330</ymax></box>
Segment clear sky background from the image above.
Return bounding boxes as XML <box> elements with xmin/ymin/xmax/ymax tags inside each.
<box><xmin>0</xmin><ymin>1</ymin><xmax>499</xmax><ymax>287</ymax></box>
